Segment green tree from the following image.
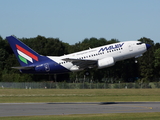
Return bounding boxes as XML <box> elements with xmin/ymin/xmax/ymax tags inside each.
<box><xmin>154</xmin><ymin>48</ymin><xmax>160</xmax><ymax>67</ymax></box>
<box><xmin>154</xmin><ymin>48</ymin><xmax>160</xmax><ymax>79</ymax></box>
<box><xmin>137</xmin><ymin>37</ymin><xmax>155</xmax><ymax>82</ymax></box>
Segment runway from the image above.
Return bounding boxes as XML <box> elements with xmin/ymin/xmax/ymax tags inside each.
<box><xmin>0</xmin><ymin>102</ymin><xmax>160</xmax><ymax>117</ymax></box>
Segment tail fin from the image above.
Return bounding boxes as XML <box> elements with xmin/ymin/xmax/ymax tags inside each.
<box><xmin>6</xmin><ymin>36</ymin><xmax>44</xmax><ymax>67</ymax></box>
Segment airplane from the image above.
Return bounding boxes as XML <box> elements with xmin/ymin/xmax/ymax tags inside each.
<box><xmin>6</xmin><ymin>36</ymin><xmax>151</xmax><ymax>74</ymax></box>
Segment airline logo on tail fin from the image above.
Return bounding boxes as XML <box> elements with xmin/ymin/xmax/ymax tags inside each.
<box><xmin>16</xmin><ymin>44</ymin><xmax>39</xmax><ymax>64</ymax></box>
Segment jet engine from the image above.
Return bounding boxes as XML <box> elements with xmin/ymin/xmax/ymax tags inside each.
<box><xmin>98</xmin><ymin>57</ymin><xmax>115</xmax><ymax>69</ymax></box>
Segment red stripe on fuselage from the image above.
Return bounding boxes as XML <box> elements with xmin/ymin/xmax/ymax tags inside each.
<box><xmin>16</xmin><ymin>44</ymin><xmax>38</xmax><ymax>61</ymax></box>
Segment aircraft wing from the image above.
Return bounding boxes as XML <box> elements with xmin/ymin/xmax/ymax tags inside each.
<box><xmin>62</xmin><ymin>58</ymin><xmax>97</xmax><ymax>69</ymax></box>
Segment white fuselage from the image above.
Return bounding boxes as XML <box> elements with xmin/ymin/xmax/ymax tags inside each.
<box><xmin>47</xmin><ymin>41</ymin><xmax>147</xmax><ymax>72</ymax></box>
<box><xmin>6</xmin><ymin>36</ymin><xmax>151</xmax><ymax>74</ymax></box>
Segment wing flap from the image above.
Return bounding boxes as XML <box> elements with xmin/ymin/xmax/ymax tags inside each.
<box><xmin>62</xmin><ymin>58</ymin><xmax>97</xmax><ymax>69</ymax></box>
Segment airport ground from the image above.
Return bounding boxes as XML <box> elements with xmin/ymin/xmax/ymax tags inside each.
<box><xmin>0</xmin><ymin>89</ymin><xmax>160</xmax><ymax>119</ymax></box>
<box><xmin>0</xmin><ymin>89</ymin><xmax>160</xmax><ymax>103</ymax></box>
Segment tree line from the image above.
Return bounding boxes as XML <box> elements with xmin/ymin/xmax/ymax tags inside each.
<box><xmin>0</xmin><ymin>35</ymin><xmax>160</xmax><ymax>83</ymax></box>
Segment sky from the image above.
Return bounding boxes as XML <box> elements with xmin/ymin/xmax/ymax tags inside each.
<box><xmin>1</xmin><ymin>0</ymin><xmax>160</xmax><ymax>44</ymax></box>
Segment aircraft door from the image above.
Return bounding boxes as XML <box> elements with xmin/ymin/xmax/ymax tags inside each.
<box><xmin>44</xmin><ymin>63</ymin><xmax>50</xmax><ymax>72</ymax></box>
<box><xmin>128</xmin><ymin>43</ymin><xmax>133</xmax><ymax>51</ymax></box>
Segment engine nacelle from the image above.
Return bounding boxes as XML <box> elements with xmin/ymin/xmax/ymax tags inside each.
<box><xmin>98</xmin><ymin>57</ymin><xmax>115</xmax><ymax>69</ymax></box>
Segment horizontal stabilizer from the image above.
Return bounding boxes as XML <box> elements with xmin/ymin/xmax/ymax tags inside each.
<box><xmin>11</xmin><ymin>66</ymin><xmax>35</xmax><ymax>70</ymax></box>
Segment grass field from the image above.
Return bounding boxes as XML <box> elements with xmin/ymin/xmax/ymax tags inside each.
<box><xmin>0</xmin><ymin>89</ymin><xmax>160</xmax><ymax>119</ymax></box>
<box><xmin>0</xmin><ymin>89</ymin><xmax>160</xmax><ymax>103</ymax></box>
<box><xmin>1</xmin><ymin>112</ymin><xmax>160</xmax><ymax>120</ymax></box>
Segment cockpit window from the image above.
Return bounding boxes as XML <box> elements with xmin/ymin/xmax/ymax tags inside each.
<box><xmin>137</xmin><ymin>42</ymin><xmax>143</xmax><ymax>45</ymax></box>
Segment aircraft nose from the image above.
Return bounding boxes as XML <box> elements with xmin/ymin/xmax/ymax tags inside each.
<box><xmin>146</xmin><ymin>44</ymin><xmax>151</xmax><ymax>50</ymax></box>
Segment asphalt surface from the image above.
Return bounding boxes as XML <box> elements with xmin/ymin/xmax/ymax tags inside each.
<box><xmin>0</xmin><ymin>102</ymin><xmax>160</xmax><ymax>117</ymax></box>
